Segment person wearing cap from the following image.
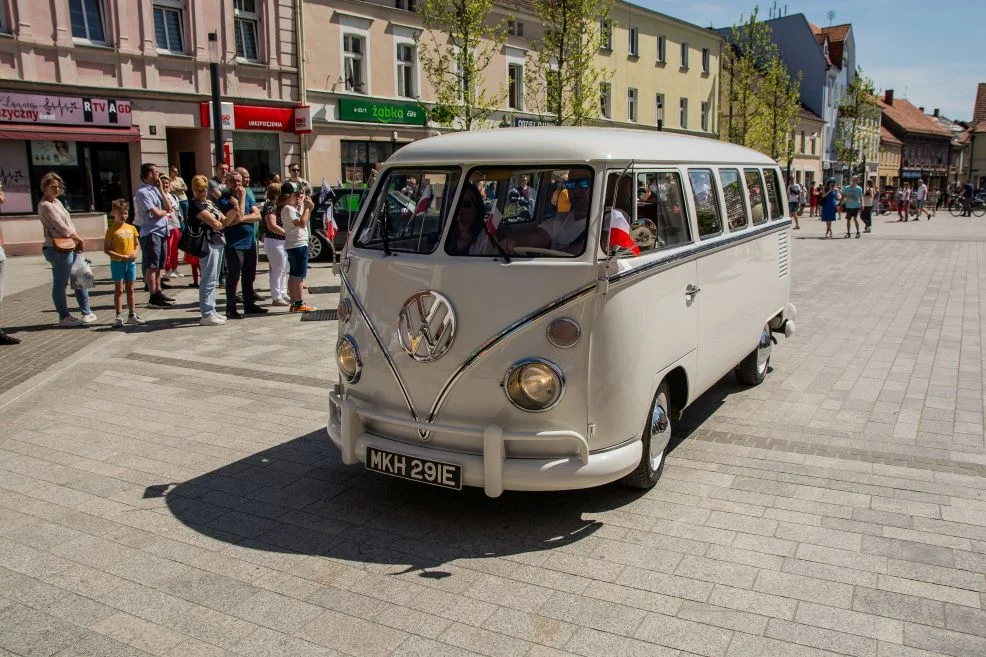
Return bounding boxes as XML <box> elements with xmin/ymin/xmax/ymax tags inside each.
<box><xmin>278</xmin><ymin>181</ymin><xmax>316</xmax><ymax>312</ymax></box>
<box><xmin>819</xmin><ymin>178</ymin><xmax>838</xmax><ymax>238</ymax></box>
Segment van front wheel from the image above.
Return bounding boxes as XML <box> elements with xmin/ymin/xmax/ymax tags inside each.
<box><xmin>622</xmin><ymin>382</ymin><xmax>672</xmax><ymax>489</ymax></box>
<box><xmin>736</xmin><ymin>324</ymin><xmax>771</xmax><ymax>385</ymax></box>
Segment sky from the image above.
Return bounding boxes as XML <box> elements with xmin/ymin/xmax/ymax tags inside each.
<box><xmin>638</xmin><ymin>0</ymin><xmax>983</xmax><ymax>121</ymax></box>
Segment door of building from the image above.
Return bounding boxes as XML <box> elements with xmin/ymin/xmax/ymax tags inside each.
<box><xmin>178</xmin><ymin>152</ymin><xmax>196</xmax><ymax>183</ymax></box>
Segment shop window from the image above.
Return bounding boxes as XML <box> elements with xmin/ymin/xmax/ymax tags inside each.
<box><xmin>679</xmin><ymin>97</ymin><xmax>688</xmax><ymax>129</ymax></box>
<box><xmin>69</xmin><ymin>0</ymin><xmax>107</xmax><ymax>44</ymax></box>
<box><xmin>656</xmin><ymin>34</ymin><xmax>666</xmax><ymax>63</ymax></box>
<box><xmin>344</xmin><ymin>34</ymin><xmax>366</xmax><ymax>93</ymax></box>
<box><xmin>600</xmin><ymin>83</ymin><xmax>611</xmax><ymax>119</ymax></box>
<box><xmin>153</xmin><ymin>1</ymin><xmax>185</xmax><ymax>54</ymax></box>
<box><xmin>508</xmin><ymin>63</ymin><xmax>523</xmax><ymax>110</ymax></box>
<box><xmin>341</xmin><ymin>140</ymin><xmax>401</xmax><ymax>188</ymax></box>
<box><xmin>233</xmin><ymin>0</ymin><xmax>260</xmax><ymax>62</ymax></box>
<box><xmin>628</xmin><ymin>27</ymin><xmax>639</xmax><ymax>57</ymax></box>
<box><xmin>627</xmin><ymin>88</ymin><xmax>637</xmax><ymax>122</ymax></box>
<box><xmin>232</xmin><ymin>133</ymin><xmax>278</xmax><ymax>199</ymax></box>
<box><xmin>397</xmin><ymin>44</ymin><xmax>415</xmax><ymax>98</ymax></box>
<box><xmin>680</xmin><ymin>42</ymin><xmax>689</xmax><ymax>69</ymax></box>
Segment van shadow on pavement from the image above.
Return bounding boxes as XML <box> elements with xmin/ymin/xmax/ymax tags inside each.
<box><xmin>159</xmin><ymin>429</ymin><xmax>654</xmax><ymax>575</ymax></box>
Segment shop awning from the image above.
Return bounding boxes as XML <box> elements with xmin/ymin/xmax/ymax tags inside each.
<box><xmin>0</xmin><ymin>123</ymin><xmax>141</xmax><ymax>143</ymax></box>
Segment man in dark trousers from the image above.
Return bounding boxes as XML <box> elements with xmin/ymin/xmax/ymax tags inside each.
<box><xmin>217</xmin><ymin>171</ymin><xmax>266</xmax><ymax>319</ymax></box>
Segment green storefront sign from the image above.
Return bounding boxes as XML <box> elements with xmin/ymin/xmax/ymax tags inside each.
<box><xmin>338</xmin><ymin>98</ymin><xmax>427</xmax><ymax>126</ymax></box>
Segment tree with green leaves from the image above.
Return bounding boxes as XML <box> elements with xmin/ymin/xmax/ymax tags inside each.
<box><xmin>722</xmin><ymin>6</ymin><xmax>776</xmax><ymax>147</ymax></box>
<box><xmin>416</xmin><ymin>0</ymin><xmax>509</xmax><ymax>130</ymax></box>
<box><xmin>751</xmin><ymin>57</ymin><xmax>802</xmax><ymax>166</ymax></box>
<box><xmin>525</xmin><ymin>0</ymin><xmax>614</xmax><ymax>126</ymax></box>
<box><xmin>835</xmin><ymin>68</ymin><xmax>879</xmax><ymax>177</ymax></box>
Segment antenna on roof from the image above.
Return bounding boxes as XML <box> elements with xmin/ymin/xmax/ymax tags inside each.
<box><xmin>784</xmin><ymin>4</ymin><xmax>788</xmax><ymax>16</ymax></box>
<box><xmin>827</xmin><ymin>10</ymin><xmax>835</xmax><ymax>26</ymax></box>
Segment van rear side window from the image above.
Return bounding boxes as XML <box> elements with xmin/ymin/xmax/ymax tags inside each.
<box><xmin>687</xmin><ymin>169</ymin><xmax>722</xmax><ymax>239</ymax></box>
<box><xmin>719</xmin><ymin>168</ymin><xmax>747</xmax><ymax>231</ymax></box>
<box><xmin>745</xmin><ymin>168</ymin><xmax>769</xmax><ymax>225</ymax></box>
<box><xmin>762</xmin><ymin>168</ymin><xmax>785</xmax><ymax>219</ymax></box>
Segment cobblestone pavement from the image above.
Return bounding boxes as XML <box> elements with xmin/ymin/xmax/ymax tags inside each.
<box><xmin>1</xmin><ymin>216</ymin><xmax>985</xmax><ymax>657</ymax></box>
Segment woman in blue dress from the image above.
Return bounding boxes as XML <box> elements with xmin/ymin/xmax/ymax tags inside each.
<box><xmin>819</xmin><ymin>179</ymin><xmax>839</xmax><ymax>238</ymax></box>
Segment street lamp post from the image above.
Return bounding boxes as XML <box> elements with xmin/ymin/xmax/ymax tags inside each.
<box><xmin>208</xmin><ymin>32</ymin><xmax>223</xmax><ymax>166</ymax></box>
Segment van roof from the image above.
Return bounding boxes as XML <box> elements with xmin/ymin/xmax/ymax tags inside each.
<box><xmin>388</xmin><ymin>127</ymin><xmax>777</xmax><ymax>167</ymax></box>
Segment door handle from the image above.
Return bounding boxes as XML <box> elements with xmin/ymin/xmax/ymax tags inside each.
<box><xmin>685</xmin><ymin>283</ymin><xmax>701</xmax><ymax>297</ymax></box>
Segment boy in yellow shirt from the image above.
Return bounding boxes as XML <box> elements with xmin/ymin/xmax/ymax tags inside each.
<box><xmin>104</xmin><ymin>199</ymin><xmax>145</xmax><ymax>327</ymax></box>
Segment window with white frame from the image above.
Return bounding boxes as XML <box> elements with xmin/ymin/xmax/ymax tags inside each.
<box><xmin>394</xmin><ymin>0</ymin><xmax>416</xmax><ymax>11</ymax></box>
<box><xmin>600</xmin><ymin>83</ymin><xmax>611</xmax><ymax>119</ymax></box>
<box><xmin>628</xmin><ymin>88</ymin><xmax>637</xmax><ymax>122</ymax></box>
<box><xmin>679</xmin><ymin>97</ymin><xmax>688</xmax><ymax>129</ymax></box>
<box><xmin>153</xmin><ymin>1</ymin><xmax>185</xmax><ymax>53</ymax></box>
<box><xmin>702</xmin><ymin>47</ymin><xmax>710</xmax><ymax>74</ymax></box>
<box><xmin>507</xmin><ymin>19</ymin><xmax>524</xmax><ymax>36</ymax></box>
<box><xmin>233</xmin><ymin>0</ymin><xmax>260</xmax><ymax>61</ymax></box>
<box><xmin>628</xmin><ymin>27</ymin><xmax>639</xmax><ymax>57</ymax></box>
<box><xmin>344</xmin><ymin>34</ymin><xmax>366</xmax><ymax>93</ymax></box>
<box><xmin>396</xmin><ymin>44</ymin><xmax>415</xmax><ymax>98</ymax></box>
<box><xmin>700</xmin><ymin>101</ymin><xmax>708</xmax><ymax>131</ymax></box>
<box><xmin>680</xmin><ymin>42</ymin><xmax>689</xmax><ymax>69</ymax></box>
<box><xmin>507</xmin><ymin>63</ymin><xmax>524</xmax><ymax>110</ymax></box>
<box><xmin>69</xmin><ymin>0</ymin><xmax>107</xmax><ymax>43</ymax></box>
<box><xmin>600</xmin><ymin>19</ymin><xmax>612</xmax><ymax>50</ymax></box>
<box><xmin>657</xmin><ymin>34</ymin><xmax>666</xmax><ymax>63</ymax></box>
<box><xmin>655</xmin><ymin>93</ymin><xmax>665</xmax><ymax>125</ymax></box>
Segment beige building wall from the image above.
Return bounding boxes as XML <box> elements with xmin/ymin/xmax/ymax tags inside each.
<box><xmin>879</xmin><ymin>140</ymin><xmax>902</xmax><ymax>189</ymax></box>
<box><xmin>783</xmin><ymin>114</ymin><xmax>824</xmax><ymax>187</ymax></box>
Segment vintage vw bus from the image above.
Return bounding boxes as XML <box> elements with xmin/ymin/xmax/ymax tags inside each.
<box><xmin>327</xmin><ymin>128</ymin><xmax>796</xmax><ymax>497</ymax></box>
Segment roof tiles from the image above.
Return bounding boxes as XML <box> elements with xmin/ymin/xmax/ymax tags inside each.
<box><xmin>877</xmin><ymin>97</ymin><xmax>951</xmax><ymax>138</ymax></box>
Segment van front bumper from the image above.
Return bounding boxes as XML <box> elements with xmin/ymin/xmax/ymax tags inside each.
<box><xmin>327</xmin><ymin>389</ymin><xmax>641</xmax><ymax>497</ymax></box>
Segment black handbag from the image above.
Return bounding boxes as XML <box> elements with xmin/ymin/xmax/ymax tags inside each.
<box><xmin>178</xmin><ymin>217</ymin><xmax>206</xmax><ymax>256</ymax></box>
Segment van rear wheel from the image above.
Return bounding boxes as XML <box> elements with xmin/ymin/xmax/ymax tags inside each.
<box><xmin>736</xmin><ymin>324</ymin><xmax>771</xmax><ymax>385</ymax></box>
<box><xmin>622</xmin><ymin>382</ymin><xmax>672</xmax><ymax>489</ymax></box>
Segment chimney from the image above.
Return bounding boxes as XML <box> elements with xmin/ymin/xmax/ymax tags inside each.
<box><xmin>919</xmin><ymin>106</ymin><xmax>925</xmax><ymax>113</ymax></box>
<box><xmin>884</xmin><ymin>89</ymin><xmax>893</xmax><ymax>105</ymax></box>
<box><xmin>933</xmin><ymin>108</ymin><xmax>940</xmax><ymax>117</ymax></box>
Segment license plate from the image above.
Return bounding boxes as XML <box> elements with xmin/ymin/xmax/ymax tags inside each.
<box><xmin>365</xmin><ymin>447</ymin><xmax>462</xmax><ymax>490</ymax></box>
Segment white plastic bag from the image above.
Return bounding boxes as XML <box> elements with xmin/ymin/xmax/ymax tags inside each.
<box><xmin>70</xmin><ymin>256</ymin><xmax>95</xmax><ymax>290</ymax></box>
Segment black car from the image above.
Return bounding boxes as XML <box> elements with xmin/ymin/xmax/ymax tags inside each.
<box><xmin>309</xmin><ymin>186</ymin><xmax>417</xmax><ymax>261</ymax></box>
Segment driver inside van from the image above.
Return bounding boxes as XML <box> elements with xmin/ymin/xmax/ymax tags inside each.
<box><xmin>501</xmin><ymin>169</ymin><xmax>591</xmax><ymax>255</ymax></box>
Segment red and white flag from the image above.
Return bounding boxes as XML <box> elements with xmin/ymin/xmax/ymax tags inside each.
<box><xmin>320</xmin><ymin>177</ymin><xmax>338</xmax><ymax>240</ymax></box>
<box><xmin>607</xmin><ymin>209</ymin><xmax>639</xmax><ymax>255</ymax></box>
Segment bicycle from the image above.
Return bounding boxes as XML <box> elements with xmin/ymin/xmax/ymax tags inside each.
<box><xmin>949</xmin><ymin>196</ymin><xmax>986</xmax><ymax>217</ymax></box>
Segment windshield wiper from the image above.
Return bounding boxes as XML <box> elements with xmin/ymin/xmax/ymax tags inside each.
<box><xmin>483</xmin><ymin>220</ymin><xmax>511</xmax><ymax>263</ymax></box>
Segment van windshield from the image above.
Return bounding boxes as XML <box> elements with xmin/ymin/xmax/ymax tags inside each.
<box><xmin>354</xmin><ymin>168</ymin><xmax>459</xmax><ymax>254</ymax></box>
<box><xmin>446</xmin><ymin>166</ymin><xmax>593</xmax><ymax>258</ymax></box>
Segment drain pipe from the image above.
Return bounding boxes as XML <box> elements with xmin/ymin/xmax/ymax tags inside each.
<box><xmin>296</xmin><ymin>0</ymin><xmax>309</xmax><ymax>178</ymax></box>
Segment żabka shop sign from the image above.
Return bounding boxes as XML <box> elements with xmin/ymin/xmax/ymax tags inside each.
<box><xmin>338</xmin><ymin>98</ymin><xmax>427</xmax><ymax>126</ymax></box>
<box><xmin>0</xmin><ymin>92</ymin><xmax>132</xmax><ymax>127</ymax></box>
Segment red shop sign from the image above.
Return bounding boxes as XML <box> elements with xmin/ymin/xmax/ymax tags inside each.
<box><xmin>200</xmin><ymin>103</ymin><xmax>298</xmax><ymax>133</ymax></box>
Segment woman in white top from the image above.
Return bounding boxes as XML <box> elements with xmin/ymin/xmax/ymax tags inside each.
<box><xmin>37</xmin><ymin>172</ymin><xmax>96</xmax><ymax>327</ymax></box>
<box><xmin>278</xmin><ymin>181</ymin><xmax>315</xmax><ymax>312</ymax></box>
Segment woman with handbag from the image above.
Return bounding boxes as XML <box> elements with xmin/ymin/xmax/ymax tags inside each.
<box><xmin>38</xmin><ymin>172</ymin><xmax>96</xmax><ymax>327</ymax></box>
<box><xmin>261</xmin><ymin>182</ymin><xmax>289</xmax><ymax>306</ymax></box>
<box><xmin>188</xmin><ymin>175</ymin><xmax>227</xmax><ymax>326</ymax></box>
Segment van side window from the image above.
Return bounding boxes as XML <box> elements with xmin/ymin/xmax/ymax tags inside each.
<box><xmin>355</xmin><ymin>169</ymin><xmax>457</xmax><ymax>254</ymax></box>
<box><xmin>686</xmin><ymin>169</ymin><xmax>722</xmax><ymax>239</ymax></box>
<box><xmin>744</xmin><ymin>168</ymin><xmax>769</xmax><ymax>225</ymax></box>
<box><xmin>635</xmin><ymin>171</ymin><xmax>691</xmax><ymax>251</ymax></box>
<box><xmin>719</xmin><ymin>169</ymin><xmax>748</xmax><ymax>230</ymax></box>
<box><xmin>762</xmin><ymin>168</ymin><xmax>785</xmax><ymax>220</ymax></box>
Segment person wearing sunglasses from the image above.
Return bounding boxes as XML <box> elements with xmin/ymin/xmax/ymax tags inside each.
<box><xmin>501</xmin><ymin>169</ymin><xmax>592</xmax><ymax>255</ymax></box>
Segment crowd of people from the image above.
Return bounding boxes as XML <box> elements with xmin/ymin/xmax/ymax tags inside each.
<box><xmin>0</xmin><ymin>160</ymin><xmax>321</xmax><ymax>345</ymax></box>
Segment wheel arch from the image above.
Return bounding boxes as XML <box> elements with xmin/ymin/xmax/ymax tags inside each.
<box><xmin>664</xmin><ymin>366</ymin><xmax>689</xmax><ymax>422</ymax></box>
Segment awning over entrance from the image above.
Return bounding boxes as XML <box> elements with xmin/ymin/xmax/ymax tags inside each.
<box><xmin>0</xmin><ymin>123</ymin><xmax>141</xmax><ymax>143</ymax></box>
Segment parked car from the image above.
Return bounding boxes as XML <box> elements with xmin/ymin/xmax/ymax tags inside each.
<box><xmin>309</xmin><ymin>186</ymin><xmax>417</xmax><ymax>261</ymax></box>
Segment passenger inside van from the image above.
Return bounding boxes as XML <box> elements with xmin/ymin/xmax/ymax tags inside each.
<box><xmin>499</xmin><ymin>168</ymin><xmax>591</xmax><ymax>255</ymax></box>
<box><xmin>445</xmin><ymin>184</ymin><xmax>488</xmax><ymax>256</ymax></box>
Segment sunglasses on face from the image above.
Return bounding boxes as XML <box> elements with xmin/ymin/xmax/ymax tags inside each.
<box><xmin>564</xmin><ymin>179</ymin><xmax>591</xmax><ymax>190</ymax></box>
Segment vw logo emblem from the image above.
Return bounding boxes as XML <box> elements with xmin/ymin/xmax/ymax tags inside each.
<box><xmin>397</xmin><ymin>291</ymin><xmax>456</xmax><ymax>362</ymax></box>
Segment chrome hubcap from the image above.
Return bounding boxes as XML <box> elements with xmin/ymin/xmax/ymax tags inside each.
<box><xmin>648</xmin><ymin>391</ymin><xmax>672</xmax><ymax>471</ymax></box>
<box><xmin>308</xmin><ymin>236</ymin><xmax>322</xmax><ymax>259</ymax></box>
<box><xmin>756</xmin><ymin>325</ymin><xmax>771</xmax><ymax>375</ymax></box>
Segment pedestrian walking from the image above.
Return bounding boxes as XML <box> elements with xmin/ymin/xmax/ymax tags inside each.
<box><xmin>819</xmin><ymin>178</ymin><xmax>838</xmax><ymax>238</ymax></box>
<box><xmin>103</xmin><ymin>200</ymin><xmax>145</xmax><ymax>328</ymax></box>
<box><xmin>897</xmin><ymin>182</ymin><xmax>911</xmax><ymax>221</ymax></box>
<box><xmin>914</xmin><ymin>179</ymin><xmax>931</xmax><ymax>220</ymax></box>
<box><xmin>134</xmin><ymin>163</ymin><xmax>175</xmax><ymax>307</ymax></box>
<box><xmin>809</xmin><ymin>183</ymin><xmax>819</xmax><ymax>217</ymax></box>
<box><xmin>161</xmin><ymin>176</ymin><xmax>183</xmax><ymax>280</ymax></box>
<box><xmin>843</xmin><ymin>176</ymin><xmax>863</xmax><ymax>238</ymax></box>
<box><xmin>787</xmin><ymin>180</ymin><xmax>802</xmax><ymax>229</ymax></box>
<box><xmin>261</xmin><ymin>182</ymin><xmax>289</xmax><ymax>306</ymax></box>
<box><xmin>38</xmin><ymin>173</ymin><xmax>96</xmax><ymax>326</ymax></box>
<box><xmin>961</xmin><ymin>178</ymin><xmax>975</xmax><ymax>216</ymax></box>
<box><xmin>217</xmin><ymin>170</ymin><xmax>265</xmax><ymax>319</ymax></box>
<box><xmin>188</xmin><ymin>175</ymin><xmax>227</xmax><ymax>326</ymax></box>
<box><xmin>0</xmin><ymin>181</ymin><xmax>18</xmax><ymax>344</ymax></box>
<box><xmin>861</xmin><ymin>181</ymin><xmax>875</xmax><ymax>233</ymax></box>
<box><xmin>169</xmin><ymin>164</ymin><xmax>188</xmax><ymax>225</ymax></box>
<box><xmin>279</xmin><ymin>182</ymin><xmax>316</xmax><ymax>313</ymax></box>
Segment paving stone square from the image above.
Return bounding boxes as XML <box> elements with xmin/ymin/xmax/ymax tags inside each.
<box><xmin>1</xmin><ymin>217</ymin><xmax>985</xmax><ymax>656</ymax></box>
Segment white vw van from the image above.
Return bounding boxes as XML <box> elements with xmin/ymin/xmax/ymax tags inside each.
<box><xmin>328</xmin><ymin>128</ymin><xmax>796</xmax><ymax>497</ymax></box>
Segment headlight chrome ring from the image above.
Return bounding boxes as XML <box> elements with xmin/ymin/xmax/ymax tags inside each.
<box><xmin>502</xmin><ymin>358</ymin><xmax>565</xmax><ymax>412</ymax></box>
<box><xmin>336</xmin><ymin>334</ymin><xmax>362</xmax><ymax>383</ymax></box>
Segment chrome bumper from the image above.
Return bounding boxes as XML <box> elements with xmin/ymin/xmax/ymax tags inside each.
<box><xmin>327</xmin><ymin>389</ymin><xmax>641</xmax><ymax>497</ymax></box>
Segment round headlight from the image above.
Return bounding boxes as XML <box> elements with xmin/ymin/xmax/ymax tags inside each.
<box><xmin>547</xmin><ymin>318</ymin><xmax>581</xmax><ymax>348</ymax></box>
<box><xmin>503</xmin><ymin>359</ymin><xmax>564</xmax><ymax>412</ymax></box>
<box><xmin>336</xmin><ymin>335</ymin><xmax>361</xmax><ymax>383</ymax></box>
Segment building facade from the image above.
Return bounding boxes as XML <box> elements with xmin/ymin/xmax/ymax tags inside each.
<box><xmin>304</xmin><ymin>0</ymin><xmax>722</xmax><ymax>184</ymax></box>
<box><xmin>782</xmin><ymin>106</ymin><xmax>824</xmax><ymax>188</ymax></box>
<box><xmin>0</xmin><ymin>0</ymin><xmax>303</xmax><ymax>254</ymax></box>
<box><xmin>878</xmin><ymin>126</ymin><xmax>902</xmax><ymax>190</ymax></box>
<box><xmin>965</xmin><ymin>82</ymin><xmax>986</xmax><ymax>190</ymax></box>
<box><xmin>877</xmin><ymin>90</ymin><xmax>952</xmax><ymax>193</ymax></box>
